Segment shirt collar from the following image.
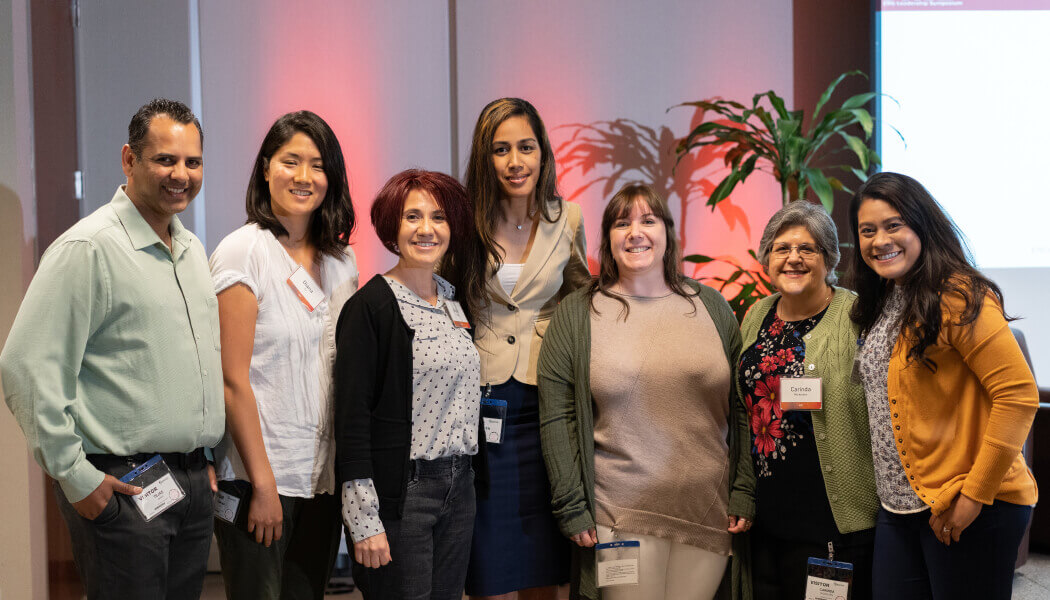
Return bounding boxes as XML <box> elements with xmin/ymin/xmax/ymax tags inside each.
<box><xmin>385</xmin><ymin>273</ymin><xmax>456</xmax><ymax>310</ymax></box>
<box><xmin>112</xmin><ymin>186</ymin><xmax>192</xmax><ymax>254</ymax></box>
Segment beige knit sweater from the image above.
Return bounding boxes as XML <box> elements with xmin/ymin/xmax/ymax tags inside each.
<box><xmin>590</xmin><ymin>292</ymin><xmax>732</xmax><ymax>555</ymax></box>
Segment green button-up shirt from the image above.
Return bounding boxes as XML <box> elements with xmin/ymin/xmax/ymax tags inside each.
<box><xmin>1</xmin><ymin>187</ymin><xmax>224</xmax><ymax>502</ymax></box>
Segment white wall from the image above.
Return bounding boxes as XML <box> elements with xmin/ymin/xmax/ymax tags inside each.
<box><xmin>198</xmin><ymin>0</ymin><xmax>453</xmax><ymax>279</ymax></box>
<box><xmin>75</xmin><ymin>0</ymin><xmax>199</xmax><ymax>231</ymax></box>
<box><xmin>0</xmin><ymin>0</ymin><xmax>48</xmax><ymax>597</ymax></box>
<box><xmin>455</xmin><ymin>0</ymin><xmax>792</xmax><ymax>276</ymax></box>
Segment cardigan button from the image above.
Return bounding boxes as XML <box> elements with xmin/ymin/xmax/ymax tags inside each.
<box><xmin>898</xmin><ymin>438</ymin><xmax>903</xmax><ymax>444</ymax></box>
<box><xmin>508</xmin><ymin>335</ymin><xmax>516</xmax><ymax>344</ymax></box>
<box><xmin>818</xmin><ymin>433</ymin><xmax>827</xmax><ymax>441</ymax></box>
<box><xmin>807</xmin><ymin>364</ymin><xmax>816</xmax><ymax>371</ymax></box>
<box><xmin>895</xmin><ymin>425</ymin><xmax>900</xmax><ymax>430</ymax></box>
<box><xmin>891</xmin><ymin>399</ymin><xmax>896</xmax><ymax>404</ymax></box>
<box><xmin>830</xmin><ymin>494</ymin><xmax>839</xmax><ymax>502</ymax></box>
<box><xmin>824</xmin><ymin>465</ymin><xmax>832</xmax><ymax>472</ymax></box>
<box><xmin>893</xmin><ymin>413</ymin><xmax>898</xmax><ymax>418</ymax></box>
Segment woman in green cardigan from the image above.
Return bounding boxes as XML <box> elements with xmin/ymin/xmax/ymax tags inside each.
<box><xmin>537</xmin><ymin>184</ymin><xmax>755</xmax><ymax>600</ymax></box>
<box><xmin>738</xmin><ymin>200</ymin><xmax>878</xmax><ymax>600</ymax></box>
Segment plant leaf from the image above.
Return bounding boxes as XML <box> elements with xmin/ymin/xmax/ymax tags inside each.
<box><xmin>841</xmin><ymin>92</ymin><xmax>876</xmax><ymax>110</ymax></box>
<box><xmin>683</xmin><ymin>254</ymin><xmax>715</xmax><ymax>264</ymax></box>
<box><xmin>848</xmin><ymin>108</ymin><xmax>874</xmax><ymax>138</ymax></box>
<box><xmin>707</xmin><ymin>171</ymin><xmax>743</xmax><ymax>209</ymax></box>
<box><xmin>839</xmin><ymin>132</ymin><xmax>870</xmax><ymax>170</ymax></box>
<box><xmin>802</xmin><ymin>167</ymin><xmax>834</xmax><ymax>212</ymax></box>
<box><xmin>812</xmin><ymin>70</ymin><xmax>865</xmax><ymax>124</ymax></box>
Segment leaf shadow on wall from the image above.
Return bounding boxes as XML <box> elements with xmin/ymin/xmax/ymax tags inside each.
<box><xmin>552</xmin><ymin>110</ymin><xmax>754</xmax><ymax>277</ymax></box>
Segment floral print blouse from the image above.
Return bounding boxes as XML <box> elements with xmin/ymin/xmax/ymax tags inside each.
<box><xmin>738</xmin><ymin>299</ymin><xmax>838</xmax><ymax>541</ymax></box>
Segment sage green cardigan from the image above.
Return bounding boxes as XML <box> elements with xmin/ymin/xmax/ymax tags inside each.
<box><xmin>739</xmin><ymin>287</ymin><xmax>878</xmax><ymax>534</ymax></box>
<box><xmin>537</xmin><ymin>280</ymin><xmax>755</xmax><ymax>600</ymax></box>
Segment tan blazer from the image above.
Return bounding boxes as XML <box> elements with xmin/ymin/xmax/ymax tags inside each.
<box><xmin>476</xmin><ymin>201</ymin><xmax>590</xmax><ymax>386</ymax></box>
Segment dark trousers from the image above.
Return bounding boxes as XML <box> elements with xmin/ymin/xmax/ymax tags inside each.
<box><xmin>872</xmin><ymin>501</ymin><xmax>1031</xmax><ymax>600</ymax></box>
<box><xmin>752</xmin><ymin>527</ymin><xmax>874</xmax><ymax>600</ymax></box>
<box><xmin>352</xmin><ymin>454</ymin><xmax>476</xmax><ymax>600</ymax></box>
<box><xmin>54</xmin><ymin>453</ymin><xmax>214</xmax><ymax>600</ymax></box>
<box><xmin>213</xmin><ymin>484</ymin><xmax>342</xmax><ymax>600</ymax></box>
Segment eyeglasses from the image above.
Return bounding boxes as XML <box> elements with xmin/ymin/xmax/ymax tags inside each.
<box><xmin>770</xmin><ymin>243</ymin><xmax>821</xmax><ymax>260</ymax></box>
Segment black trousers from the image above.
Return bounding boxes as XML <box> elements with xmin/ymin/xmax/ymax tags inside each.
<box><xmin>213</xmin><ymin>482</ymin><xmax>342</xmax><ymax>600</ymax></box>
<box><xmin>54</xmin><ymin>452</ymin><xmax>214</xmax><ymax>600</ymax></box>
<box><xmin>752</xmin><ymin>526</ymin><xmax>875</xmax><ymax>600</ymax></box>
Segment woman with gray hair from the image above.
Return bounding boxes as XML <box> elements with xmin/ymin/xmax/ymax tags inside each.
<box><xmin>737</xmin><ymin>200</ymin><xmax>878</xmax><ymax>600</ymax></box>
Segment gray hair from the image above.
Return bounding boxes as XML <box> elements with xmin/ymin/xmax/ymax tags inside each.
<box><xmin>757</xmin><ymin>200</ymin><xmax>840</xmax><ymax>285</ymax></box>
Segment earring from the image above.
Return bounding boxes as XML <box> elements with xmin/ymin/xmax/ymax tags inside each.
<box><xmin>393</xmin><ymin>242</ymin><xmax>399</xmax><ymax>254</ymax></box>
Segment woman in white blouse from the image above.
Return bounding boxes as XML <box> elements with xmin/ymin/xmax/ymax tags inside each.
<box><xmin>210</xmin><ymin>110</ymin><xmax>358</xmax><ymax>599</ymax></box>
<box><xmin>335</xmin><ymin>169</ymin><xmax>484</xmax><ymax>600</ymax></box>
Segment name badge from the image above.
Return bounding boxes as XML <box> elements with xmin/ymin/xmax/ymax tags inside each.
<box><xmin>286</xmin><ymin>265</ymin><xmax>325</xmax><ymax>312</ymax></box>
<box><xmin>214</xmin><ymin>490</ymin><xmax>241</xmax><ymax>524</ymax></box>
<box><xmin>119</xmin><ymin>455</ymin><xmax>186</xmax><ymax>522</ymax></box>
<box><xmin>481</xmin><ymin>398</ymin><xmax>508</xmax><ymax>444</ymax></box>
<box><xmin>780</xmin><ymin>376</ymin><xmax>822</xmax><ymax>411</ymax></box>
<box><xmin>444</xmin><ymin>299</ymin><xmax>470</xmax><ymax>328</ymax></box>
<box><xmin>804</xmin><ymin>557</ymin><xmax>853</xmax><ymax>599</ymax></box>
<box><xmin>596</xmin><ymin>540</ymin><xmax>640</xmax><ymax>587</ymax></box>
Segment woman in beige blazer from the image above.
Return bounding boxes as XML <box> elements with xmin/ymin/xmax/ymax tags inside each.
<box><xmin>450</xmin><ymin>98</ymin><xmax>589</xmax><ymax>600</ymax></box>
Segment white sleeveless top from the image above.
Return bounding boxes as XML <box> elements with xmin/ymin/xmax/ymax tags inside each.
<box><xmin>497</xmin><ymin>263</ymin><xmax>524</xmax><ymax>297</ymax></box>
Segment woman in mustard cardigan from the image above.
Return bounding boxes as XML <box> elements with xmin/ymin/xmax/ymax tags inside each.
<box><xmin>847</xmin><ymin>172</ymin><xmax>1038</xmax><ymax>600</ymax></box>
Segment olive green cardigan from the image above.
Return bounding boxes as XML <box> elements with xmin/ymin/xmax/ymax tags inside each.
<box><xmin>537</xmin><ymin>280</ymin><xmax>755</xmax><ymax>600</ymax></box>
<box><xmin>739</xmin><ymin>288</ymin><xmax>878</xmax><ymax>533</ymax></box>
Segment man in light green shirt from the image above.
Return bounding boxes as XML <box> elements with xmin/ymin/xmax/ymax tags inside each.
<box><xmin>0</xmin><ymin>99</ymin><xmax>224</xmax><ymax>599</ymax></box>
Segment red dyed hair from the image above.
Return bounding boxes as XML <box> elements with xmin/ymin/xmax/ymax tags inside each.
<box><xmin>371</xmin><ymin>169</ymin><xmax>473</xmax><ymax>257</ymax></box>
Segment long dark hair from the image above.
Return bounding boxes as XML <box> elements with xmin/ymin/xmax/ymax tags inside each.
<box><xmin>588</xmin><ymin>183</ymin><xmax>695</xmax><ymax>318</ymax></box>
<box><xmin>464</xmin><ymin>98</ymin><xmax>561</xmax><ymax>269</ymax></box>
<box><xmin>245</xmin><ymin>110</ymin><xmax>355</xmax><ymax>258</ymax></box>
<box><xmin>845</xmin><ymin>172</ymin><xmax>1009</xmax><ymax>368</ymax></box>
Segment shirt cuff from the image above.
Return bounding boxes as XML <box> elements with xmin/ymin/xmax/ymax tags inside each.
<box><xmin>341</xmin><ymin>479</ymin><xmax>385</xmax><ymax>543</ymax></box>
<box><xmin>59</xmin><ymin>458</ymin><xmax>107</xmax><ymax>503</ymax></box>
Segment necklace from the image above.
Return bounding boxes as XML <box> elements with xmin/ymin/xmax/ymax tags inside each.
<box><xmin>511</xmin><ymin>209</ymin><xmax>535</xmax><ymax>231</ymax></box>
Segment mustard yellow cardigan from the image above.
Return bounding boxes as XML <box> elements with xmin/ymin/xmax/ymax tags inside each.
<box><xmin>887</xmin><ymin>289</ymin><xmax>1038</xmax><ymax>515</ymax></box>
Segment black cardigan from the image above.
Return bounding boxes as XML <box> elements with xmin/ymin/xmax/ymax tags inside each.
<box><xmin>334</xmin><ymin>274</ymin><xmax>487</xmax><ymax>521</ymax></box>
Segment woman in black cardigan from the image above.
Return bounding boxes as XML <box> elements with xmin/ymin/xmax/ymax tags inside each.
<box><xmin>334</xmin><ymin>169</ymin><xmax>486</xmax><ymax>600</ymax></box>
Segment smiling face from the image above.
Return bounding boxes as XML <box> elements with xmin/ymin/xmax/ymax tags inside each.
<box><xmin>397</xmin><ymin>188</ymin><xmax>450</xmax><ymax>270</ymax></box>
<box><xmin>767</xmin><ymin>225</ymin><xmax>829</xmax><ymax>298</ymax></box>
<box><xmin>491</xmin><ymin>115</ymin><xmax>541</xmax><ymax>203</ymax></box>
<box><xmin>121</xmin><ymin>115</ymin><xmax>203</xmax><ymax>227</ymax></box>
<box><xmin>857</xmin><ymin>198</ymin><xmax>922</xmax><ymax>281</ymax></box>
<box><xmin>609</xmin><ymin>198</ymin><xmax>667</xmax><ymax>279</ymax></box>
<box><xmin>264</xmin><ymin>132</ymin><xmax>328</xmax><ymax>219</ymax></box>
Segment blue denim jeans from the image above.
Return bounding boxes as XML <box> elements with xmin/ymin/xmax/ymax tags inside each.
<box><xmin>353</xmin><ymin>454</ymin><xmax>476</xmax><ymax>600</ymax></box>
<box><xmin>872</xmin><ymin>501</ymin><xmax>1031</xmax><ymax>600</ymax></box>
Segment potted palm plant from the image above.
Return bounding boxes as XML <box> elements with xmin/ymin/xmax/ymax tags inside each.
<box><xmin>672</xmin><ymin>70</ymin><xmax>885</xmax><ymax>320</ymax></box>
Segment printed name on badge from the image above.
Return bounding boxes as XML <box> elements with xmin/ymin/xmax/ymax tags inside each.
<box><xmin>214</xmin><ymin>490</ymin><xmax>241</xmax><ymax>524</ymax></box>
<box><xmin>444</xmin><ymin>300</ymin><xmax>470</xmax><ymax>328</ymax></box>
<box><xmin>781</xmin><ymin>376</ymin><xmax>823</xmax><ymax>411</ymax></box>
<box><xmin>119</xmin><ymin>454</ymin><xmax>187</xmax><ymax>522</ymax></box>
<box><xmin>287</xmin><ymin>265</ymin><xmax>325</xmax><ymax>312</ymax></box>
<box><xmin>596</xmin><ymin>540</ymin><xmax>641</xmax><ymax>587</ymax></box>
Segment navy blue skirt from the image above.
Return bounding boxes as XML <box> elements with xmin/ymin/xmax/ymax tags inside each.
<box><xmin>465</xmin><ymin>379</ymin><xmax>571</xmax><ymax>595</ymax></box>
